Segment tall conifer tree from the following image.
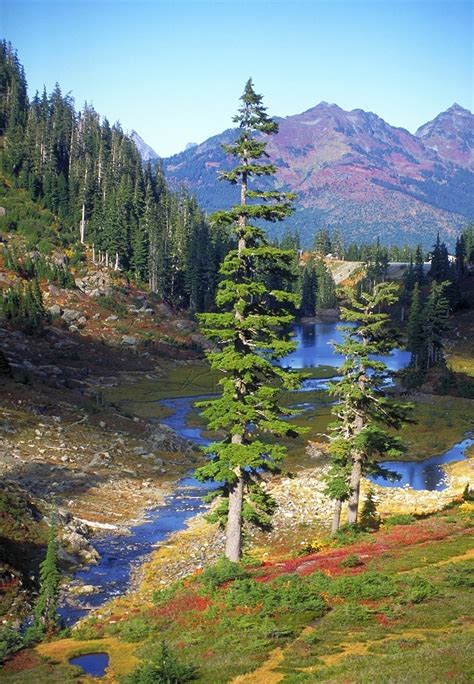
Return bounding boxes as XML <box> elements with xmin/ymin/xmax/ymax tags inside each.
<box><xmin>326</xmin><ymin>283</ymin><xmax>412</xmax><ymax>527</ymax></box>
<box><xmin>196</xmin><ymin>80</ymin><xmax>304</xmax><ymax>561</ymax></box>
<box><xmin>33</xmin><ymin>520</ymin><xmax>61</xmax><ymax>635</ymax></box>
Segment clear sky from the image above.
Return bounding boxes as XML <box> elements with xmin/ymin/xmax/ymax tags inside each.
<box><xmin>2</xmin><ymin>0</ymin><xmax>473</xmax><ymax>157</ymax></box>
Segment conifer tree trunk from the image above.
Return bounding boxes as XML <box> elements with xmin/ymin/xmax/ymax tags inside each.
<box><xmin>347</xmin><ymin>451</ymin><xmax>362</xmax><ymax>524</ymax></box>
<box><xmin>331</xmin><ymin>499</ymin><xmax>342</xmax><ymax>534</ymax></box>
<box><xmin>226</xmin><ymin>432</ymin><xmax>244</xmax><ymax>562</ymax></box>
<box><xmin>225</xmin><ymin>164</ymin><xmax>247</xmax><ymax>561</ymax></box>
<box><xmin>347</xmin><ymin>381</ymin><xmax>365</xmax><ymax>525</ymax></box>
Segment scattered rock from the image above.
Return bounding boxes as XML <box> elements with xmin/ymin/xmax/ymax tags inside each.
<box><xmin>48</xmin><ymin>304</ymin><xmax>62</xmax><ymax>318</ymax></box>
<box><xmin>72</xmin><ymin>584</ymin><xmax>99</xmax><ymax>595</ymax></box>
<box><xmin>156</xmin><ymin>302</ymin><xmax>173</xmax><ymax>318</ymax></box>
<box><xmin>62</xmin><ymin>309</ymin><xmax>81</xmax><ymax>324</ymax></box>
<box><xmin>173</xmin><ymin>319</ymin><xmax>195</xmax><ymax>332</ymax></box>
<box><xmin>52</xmin><ymin>250</ymin><xmax>68</xmax><ymax>266</ymax></box>
<box><xmin>190</xmin><ymin>333</ymin><xmax>216</xmax><ymax>351</ymax></box>
<box><xmin>121</xmin><ymin>335</ymin><xmax>138</xmax><ymax>346</ymax></box>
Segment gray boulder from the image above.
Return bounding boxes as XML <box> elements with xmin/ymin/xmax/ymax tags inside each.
<box><xmin>121</xmin><ymin>335</ymin><xmax>138</xmax><ymax>346</ymax></box>
<box><xmin>62</xmin><ymin>308</ymin><xmax>81</xmax><ymax>324</ymax></box>
<box><xmin>48</xmin><ymin>304</ymin><xmax>62</xmax><ymax>318</ymax></box>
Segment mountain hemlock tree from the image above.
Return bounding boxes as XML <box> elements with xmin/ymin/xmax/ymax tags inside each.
<box><xmin>196</xmin><ymin>80</ymin><xmax>304</xmax><ymax>561</ymax></box>
<box><xmin>407</xmin><ymin>282</ymin><xmax>425</xmax><ymax>369</ymax></box>
<box><xmin>326</xmin><ymin>282</ymin><xmax>412</xmax><ymax>527</ymax></box>
<box><xmin>300</xmin><ymin>258</ymin><xmax>317</xmax><ymax>317</ymax></box>
<box><xmin>33</xmin><ymin>520</ymin><xmax>61</xmax><ymax>635</ymax></box>
<box><xmin>315</xmin><ymin>260</ymin><xmax>337</xmax><ymax>309</ymax></box>
<box><xmin>404</xmin><ymin>280</ymin><xmax>450</xmax><ymax>388</ymax></box>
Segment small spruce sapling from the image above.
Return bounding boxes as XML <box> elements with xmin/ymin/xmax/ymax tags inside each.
<box><xmin>359</xmin><ymin>488</ymin><xmax>380</xmax><ymax>530</ymax></box>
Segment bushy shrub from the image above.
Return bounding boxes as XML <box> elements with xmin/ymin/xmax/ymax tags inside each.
<box><xmin>272</xmin><ymin>574</ymin><xmax>327</xmax><ymax>615</ymax></box>
<box><xmin>305</xmin><ymin>571</ymin><xmax>332</xmax><ymax>594</ymax></box>
<box><xmin>71</xmin><ymin>618</ymin><xmax>103</xmax><ymax>640</ymax></box>
<box><xmin>328</xmin><ymin>572</ymin><xmax>395</xmax><ymax>600</ymax></box>
<box><xmin>397</xmin><ymin>575</ymin><xmax>439</xmax><ymax>604</ymax></box>
<box><xmin>224</xmin><ymin>577</ymin><xmax>272</xmax><ymax>610</ymax></box>
<box><xmin>443</xmin><ymin>562</ymin><xmax>474</xmax><ymax>588</ymax></box>
<box><xmin>199</xmin><ymin>557</ymin><xmax>248</xmax><ymax>592</ymax></box>
<box><xmin>125</xmin><ymin>641</ymin><xmax>198</xmax><ymax>683</ymax></box>
<box><xmin>152</xmin><ymin>581</ymin><xmax>182</xmax><ymax>606</ymax></box>
<box><xmin>325</xmin><ymin>602</ymin><xmax>372</xmax><ymax>627</ymax></box>
<box><xmin>332</xmin><ymin>524</ymin><xmax>367</xmax><ymax>546</ymax></box>
<box><xmin>0</xmin><ymin>625</ymin><xmax>22</xmax><ymax>662</ymax></box>
<box><xmin>383</xmin><ymin>513</ymin><xmax>416</xmax><ymax>527</ymax></box>
<box><xmin>340</xmin><ymin>553</ymin><xmax>362</xmax><ymax>568</ymax></box>
<box><xmin>110</xmin><ymin>616</ymin><xmax>154</xmax><ymax>642</ymax></box>
<box><xmin>95</xmin><ymin>295</ymin><xmax>127</xmax><ymax>317</ymax></box>
<box><xmin>224</xmin><ymin>574</ymin><xmax>327</xmax><ymax>617</ymax></box>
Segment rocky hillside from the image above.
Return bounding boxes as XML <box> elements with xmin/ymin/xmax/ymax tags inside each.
<box><xmin>162</xmin><ymin>102</ymin><xmax>474</xmax><ymax>248</ymax></box>
<box><xmin>0</xmin><ymin>234</ymin><xmax>210</xmax><ymax>620</ymax></box>
<box><xmin>416</xmin><ymin>103</ymin><xmax>474</xmax><ymax>170</ymax></box>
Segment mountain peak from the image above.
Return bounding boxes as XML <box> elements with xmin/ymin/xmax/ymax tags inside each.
<box><xmin>129</xmin><ymin>130</ymin><xmax>159</xmax><ymax>162</ymax></box>
<box><xmin>446</xmin><ymin>103</ymin><xmax>471</xmax><ymax>115</ymax></box>
<box><xmin>415</xmin><ymin>104</ymin><xmax>473</xmax><ymax>169</ymax></box>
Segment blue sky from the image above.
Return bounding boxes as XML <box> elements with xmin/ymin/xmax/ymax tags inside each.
<box><xmin>2</xmin><ymin>0</ymin><xmax>472</xmax><ymax>156</ymax></box>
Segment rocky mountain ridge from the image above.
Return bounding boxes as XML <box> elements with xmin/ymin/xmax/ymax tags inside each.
<box><xmin>129</xmin><ymin>130</ymin><xmax>159</xmax><ymax>162</ymax></box>
<box><xmin>161</xmin><ymin>102</ymin><xmax>474</xmax><ymax>248</ymax></box>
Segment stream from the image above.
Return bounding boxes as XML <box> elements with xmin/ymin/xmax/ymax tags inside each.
<box><xmin>59</xmin><ymin>322</ymin><xmax>471</xmax><ymax>625</ymax></box>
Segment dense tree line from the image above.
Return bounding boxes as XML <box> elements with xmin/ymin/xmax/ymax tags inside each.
<box><xmin>403</xmin><ymin>227</ymin><xmax>473</xmax><ymax>387</ymax></box>
<box><xmin>0</xmin><ymin>41</ymin><xmax>230</xmax><ymax>311</ymax></box>
<box><xmin>300</xmin><ymin>257</ymin><xmax>337</xmax><ymax>316</ymax></box>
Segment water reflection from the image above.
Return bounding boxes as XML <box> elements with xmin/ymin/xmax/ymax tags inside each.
<box><xmin>282</xmin><ymin>323</ymin><xmax>411</xmax><ymax>371</ymax></box>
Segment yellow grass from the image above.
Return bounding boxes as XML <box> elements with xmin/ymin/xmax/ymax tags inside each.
<box><xmin>36</xmin><ymin>637</ymin><xmax>138</xmax><ymax>681</ymax></box>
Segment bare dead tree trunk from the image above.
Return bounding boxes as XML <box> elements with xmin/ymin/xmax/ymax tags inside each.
<box><xmin>79</xmin><ymin>202</ymin><xmax>86</xmax><ymax>244</ymax></box>
<box><xmin>92</xmin><ymin>244</ymin><xmax>96</xmax><ymax>263</ymax></box>
<box><xmin>114</xmin><ymin>252</ymin><xmax>119</xmax><ymax>271</ymax></box>
<box><xmin>80</xmin><ymin>168</ymin><xmax>88</xmax><ymax>243</ymax></box>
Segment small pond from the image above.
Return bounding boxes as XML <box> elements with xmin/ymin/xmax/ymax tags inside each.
<box><xmin>69</xmin><ymin>652</ymin><xmax>109</xmax><ymax>677</ymax></box>
<box><xmin>369</xmin><ymin>437</ymin><xmax>473</xmax><ymax>491</ymax></box>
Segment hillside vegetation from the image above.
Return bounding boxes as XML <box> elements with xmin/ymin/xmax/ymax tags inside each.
<box><xmin>2</xmin><ymin>501</ymin><xmax>472</xmax><ymax>682</ymax></box>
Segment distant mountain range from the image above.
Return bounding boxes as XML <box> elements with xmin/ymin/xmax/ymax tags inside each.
<box><xmin>157</xmin><ymin>102</ymin><xmax>473</xmax><ymax>248</ymax></box>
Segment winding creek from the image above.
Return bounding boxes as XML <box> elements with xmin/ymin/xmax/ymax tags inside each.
<box><xmin>59</xmin><ymin>321</ymin><xmax>472</xmax><ymax>625</ymax></box>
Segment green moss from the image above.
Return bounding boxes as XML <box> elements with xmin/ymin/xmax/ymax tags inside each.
<box><xmin>395</xmin><ymin>396</ymin><xmax>474</xmax><ymax>460</ymax></box>
<box><xmin>104</xmin><ymin>363</ymin><xmax>221</xmax><ymax>420</ymax></box>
